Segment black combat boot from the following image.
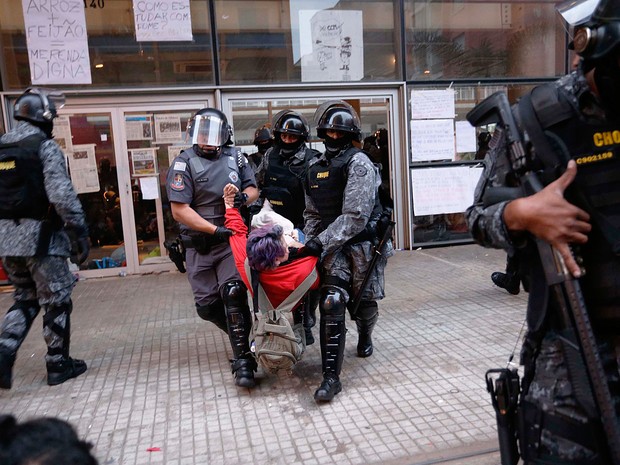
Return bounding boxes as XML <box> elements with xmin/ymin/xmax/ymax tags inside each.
<box><xmin>356</xmin><ymin>314</ymin><xmax>378</xmax><ymax>358</ymax></box>
<box><xmin>491</xmin><ymin>272</ymin><xmax>520</xmax><ymax>295</ymax></box>
<box><xmin>47</xmin><ymin>358</ymin><xmax>87</xmax><ymax>386</ymax></box>
<box><xmin>0</xmin><ymin>351</ymin><xmax>15</xmax><ymax>389</ymax></box>
<box><xmin>314</xmin><ymin>306</ymin><xmax>346</xmax><ymax>402</ymax></box>
<box><xmin>43</xmin><ymin>301</ymin><xmax>87</xmax><ymax>386</ymax></box>
<box><xmin>222</xmin><ymin>281</ymin><xmax>257</xmax><ymax>388</ymax></box>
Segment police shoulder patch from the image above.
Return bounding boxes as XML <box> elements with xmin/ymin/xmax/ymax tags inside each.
<box><xmin>353</xmin><ymin>165</ymin><xmax>368</xmax><ymax>177</ymax></box>
<box><xmin>170</xmin><ymin>173</ymin><xmax>185</xmax><ymax>191</ymax></box>
<box><xmin>229</xmin><ymin>171</ymin><xmax>239</xmax><ymax>183</ymax></box>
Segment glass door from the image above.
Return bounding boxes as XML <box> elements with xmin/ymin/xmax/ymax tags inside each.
<box><xmin>56</xmin><ymin>110</ymin><xmax>128</xmax><ymax>278</ymax></box>
<box><xmin>55</xmin><ymin>95</ymin><xmax>212</xmax><ymax>277</ymax></box>
<box><xmin>221</xmin><ymin>88</ymin><xmax>409</xmax><ymax>249</ymax></box>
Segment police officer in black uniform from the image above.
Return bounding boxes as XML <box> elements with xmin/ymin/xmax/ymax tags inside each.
<box><xmin>260</xmin><ymin>110</ymin><xmax>320</xmax><ymax>343</ymax></box>
<box><xmin>0</xmin><ymin>88</ymin><xmax>90</xmax><ymax>388</ymax></box>
<box><xmin>248</xmin><ymin>125</ymin><xmax>273</xmax><ymax>188</ymax></box>
<box><xmin>166</xmin><ymin>108</ymin><xmax>259</xmax><ymax>388</ymax></box>
<box><xmin>466</xmin><ymin>1</ymin><xmax>620</xmax><ymax>462</ymax></box>
<box><xmin>303</xmin><ymin>101</ymin><xmax>392</xmax><ymax>402</ymax></box>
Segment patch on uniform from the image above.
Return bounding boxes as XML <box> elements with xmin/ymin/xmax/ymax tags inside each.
<box><xmin>174</xmin><ymin>161</ymin><xmax>186</xmax><ymax>171</ymax></box>
<box><xmin>229</xmin><ymin>171</ymin><xmax>239</xmax><ymax>182</ymax></box>
<box><xmin>170</xmin><ymin>173</ymin><xmax>185</xmax><ymax>191</ymax></box>
<box><xmin>316</xmin><ymin>171</ymin><xmax>329</xmax><ymax>179</ymax></box>
<box><xmin>353</xmin><ymin>165</ymin><xmax>368</xmax><ymax>177</ymax></box>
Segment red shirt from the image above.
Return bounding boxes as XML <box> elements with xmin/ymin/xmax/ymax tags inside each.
<box><xmin>225</xmin><ymin>208</ymin><xmax>319</xmax><ymax>308</ymax></box>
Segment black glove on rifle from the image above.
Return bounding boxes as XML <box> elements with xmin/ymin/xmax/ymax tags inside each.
<box><xmin>213</xmin><ymin>226</ymin><xmax>233</xmax><ymax>242</ymax></box>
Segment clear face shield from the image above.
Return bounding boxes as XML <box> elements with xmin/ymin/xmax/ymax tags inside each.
<box><xmin>186</xmin><ymin>114</ymin><xmax>229</xmax><ymax>147</ymax></box>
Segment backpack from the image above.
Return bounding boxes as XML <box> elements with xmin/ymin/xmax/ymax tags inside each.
<box><xmin>245</xmin><ymin>259</ymin><xmax>317</xmax><ymax>373</ymax></box>
<box><xmin>0</xmin><ymin>134</ymin><xmax>49</xmax><ymax>220</ymax></box>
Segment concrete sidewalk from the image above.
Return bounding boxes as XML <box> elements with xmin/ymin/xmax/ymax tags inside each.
<box><xmin>0</xmin><ymin>245</ymin><xmax>525</xmax><ymax>465</ymax></box>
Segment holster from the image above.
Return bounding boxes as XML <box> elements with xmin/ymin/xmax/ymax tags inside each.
<box><xmin>181</xmin><ymin>234</ymin><xmax>224</xmax><ymax>255</ymax></box>
<box><xmin>164</xmin><ymin>236</ymin><xmax>186</xmax><ymax>273</ymax></box>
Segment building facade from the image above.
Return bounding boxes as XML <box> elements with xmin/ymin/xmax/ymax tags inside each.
<box><xmin>0</xmin><ymin>0</ymin><xmax>569</xmax><ymax>277</ymax></box>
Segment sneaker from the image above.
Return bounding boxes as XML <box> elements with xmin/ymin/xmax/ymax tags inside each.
<box><xmin>46</xmin><ymin>358</ymin><xmax>87</xmax><ymax>386</ymax></box>
<box><xmin>491</xmin><ymin>272</ymin><xmax>520</xmax><ymax>295</ymax></box>
<box><xmin>314</xmin><ymin>376</ymin><xmax>342</xmax><ymax>402</ymax></box>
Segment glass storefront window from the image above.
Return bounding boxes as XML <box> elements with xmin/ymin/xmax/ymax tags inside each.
<box><xmin>410</xmin><ymin>82</ymin><xmax>538</xmax><ymax>245</ymax></box>
<box><xmin>0</xmin><ymin>1</ymin><xmax>214</xmax><ymax>90</ymax></box>
<box><xmin>405</xmin><ymin>1</ymin><xmax>566</xmax><ymax>80</ymax></box>
<box><xmin>215</xmin><ymin>0</ymin><xmax>400</xmax><ymax>84</ymax></box>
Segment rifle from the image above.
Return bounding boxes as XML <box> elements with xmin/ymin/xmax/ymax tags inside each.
<box><xmin>349</xmin><ymin>212</ymin><xmax>395</xmax><ymax>318</ymax></box>
<box><xmin>467</xmin><ymin>91</ymin><xmax>620</xmax><ymax>464</ymax></box>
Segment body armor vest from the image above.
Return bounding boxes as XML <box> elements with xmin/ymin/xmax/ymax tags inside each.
<box><xmin>529</xmin><ymin>84</ymin><xmax>620</xmax><ymax>324</ymax></box>
<box><xmin>183</xmin><ymin>145</ymin><xmax>242</xmax><ymax>229</ymax></box>
<box><xmin>0</xmin><ymin>134</ymin><xmax>49</xmax><ymax>220</ymax></box>
<box><xmin>306</xmin><ymin>147</ymin><xmax>382</xmax><ymax>232</ymax></box>
<box><xmin>262</xmin><ymin>146</ymin><xmax>314</xmax><ymax>228</ymax></box>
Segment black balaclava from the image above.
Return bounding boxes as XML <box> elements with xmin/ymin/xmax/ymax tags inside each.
<box><xmin>27</xmin><ymin>120</ymin><xmax>54</xmax><ymax>138</ymax></box>
<box><xmin>593</xmin><ymin>48</ymin><xmax>620</xmax><ymax>118</ymax></box>
<box><xmin>276</xmin><ymin>134</ymin><xmax>304</xmax><ymax>158</ymax></box>
<box><xmin>324</xmin><ymin>133</ymin><xmax>352</xmax><ymax>157</ymax></box>
<box><xmin>257</xmin><ymin>140</ymin><xmax>273</xmax><ymax>155</ymax></box>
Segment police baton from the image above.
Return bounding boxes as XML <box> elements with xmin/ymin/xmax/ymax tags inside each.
<box><xmin>349</xmin><ymin>219</ymin><xmax>395</xmax><ymax>319</ymax></box>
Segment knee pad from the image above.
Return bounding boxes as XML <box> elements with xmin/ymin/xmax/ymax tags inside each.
<box><xmin>196</xmin><ymin>300</ymin><xmax>224</xmax><ymax>322</ymax></box>
<box><xmin>319</xmin><ymin>286</ymin><xmax>347</xmax><ymax>320</ymax></box>
<box><xmin>220</xmin><ymin>280</ymin><xmax>247</xmax><ymax>308</ymax></box>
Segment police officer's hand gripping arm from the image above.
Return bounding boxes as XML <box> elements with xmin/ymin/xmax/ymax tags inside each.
<box><xmin>171</xmin><ymin>186</ymin><xmax>258</xmax><ymax>240</ymax></box>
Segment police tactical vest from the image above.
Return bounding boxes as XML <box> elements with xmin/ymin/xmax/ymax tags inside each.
<box><xmin>0</xmin><ymin>134</ymin><xmax>49</xmax><ymax>220</ymax></box>
<box><xmin>262</xmin><ymin>146</ymin><xmax>315</xmax><ymax>228</ymax></box>
<box><xmin>523</xmin><ymin>83</ymin><xmax>620</xmax><ymax>321</ymax></box>
<box><xmin>184</xmin><ymin>145</ymin><xmax>243</xmax><ymax>227</ymax></box>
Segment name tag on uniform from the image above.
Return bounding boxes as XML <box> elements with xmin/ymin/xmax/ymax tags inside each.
<box><xmin>316</xmin><ymin>171</ymin><xmax>329</xmax><ymax>179</ymax></box>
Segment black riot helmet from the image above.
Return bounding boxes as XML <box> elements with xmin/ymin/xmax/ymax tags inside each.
<box><xmin>558</xmin><ymin>0</ymin><xmax>620</xmax><ymax>65</ymax></box>
<box><xmin>314</xmin><ymin>100</ymin><xmax>362</xmax><ymax>141</ymax></box>
<box><xmin>14</xmin><ymin>87</ymin><xmax>65</xmax><ymax>124</ymax></box>
<box><xmin>186</xmin><ymin>108</ymin><xmax>232</xmax><ymax>154</ymax></box>
<box><xmin>253</xmin><ymin>125</ymin><xmax>272</xmax><ymax>145</ymax></box>
<box><xmin>273</xmin><ymin>110</ymin><xmax>309</xmax><ymax>139</ymax></box>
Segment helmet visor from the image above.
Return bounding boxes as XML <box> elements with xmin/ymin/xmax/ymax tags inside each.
<box><xmin>46</xmin><ymin>90</ymin><xmax>66</xmax><ymax>112</ymax></box>
<box><xmin>313</xmin><ymin>100</ymin><xmax>358</xmax><ymax>126</ymax></box>
<box><xmin>186</xmin><ymin>114</ymin><xmax>229</xmax><ymax>146</ymax></box>
<box><xmin>557</xmin><ymin>0</ymin><xmax>599</xmax><ymax>26</ymax></box>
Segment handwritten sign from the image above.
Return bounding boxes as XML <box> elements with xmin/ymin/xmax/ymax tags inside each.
<box><xmin>455</xmin><ymin>121</ymin><xmax>477</xmax><ymax>153</ymax></box>
<box><xmin>411</xmin><ymin>89</ymin><xmax>455</xmax><ymax>120</ymax></box>
<box><xmin>411</xmin><ymin>166</ymin><xmax>481</xmax><ymax>216</ymax></box>
<box><xmin>22</xmin><ymin>0</ymin><xmax>92</xmax><ymax>85</ymax></box>
<box><xmin>410</xmin><ymin>119</ymin><xmax>455</xmax><ymax>162</ymax></box>
<box><xmin>133</xmin><ymin>0</ymin><xmax>193</xmax><ymax>42</ymax></box>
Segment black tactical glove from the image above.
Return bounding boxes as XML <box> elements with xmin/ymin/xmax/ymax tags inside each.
<box><xmin>213</xmin><ymin>226</ymin><xmax>233</xmax><ymax>242</ymax></box>
<box><xmin>299</xmin><ymin>238</ymin><xmax>323</xmax><ymax>258</ymax></box>
<box><xmin>68</xmin><ymin>227</ymin><xmax>91</xmax><ymax>265</ymax></box>
<box><xmin>233</xmin><ymin>192</ymin><xmax>249</xmax><ymax>209</ymax></box>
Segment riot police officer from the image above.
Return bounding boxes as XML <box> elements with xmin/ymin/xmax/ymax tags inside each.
<box><xmin>466</xmin><ymin>1</ymin><xmax>620</xmax><ymax>462</ymax></box>
<box><xmin>166</xmin><ymin>108</ymin><xmax>259</xmax><ymax>388</ymax></box>
<box><xmin>260</xmin><ymin>110</ymin><xmax>320</xmax><ymax>343</ymax></box>
<box><xmin>248</xmin><ymin>125</ymin><xmax>273</xmax><ymax>188</ymax></box>
<box><xmin>0</xmin><ymin>88</ymin><xmax>90</xmax><ymax>388</ymax></box>
<box><xmin>303</xmin><ymin>101</ymin><xmax>392</xmax><ymax>402</ymax></box>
